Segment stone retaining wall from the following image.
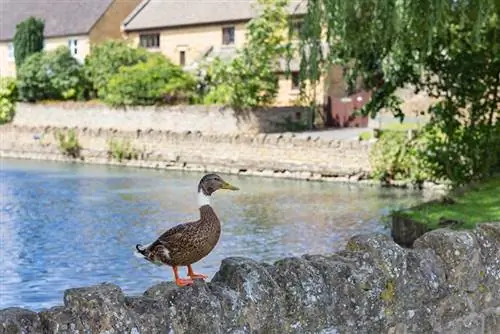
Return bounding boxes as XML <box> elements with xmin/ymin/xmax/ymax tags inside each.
<box><xmin>1</xmin><ymin>223</ymin><xmax>499</xmax><ymax>333</ymax></box>
<box><xmin>13</xmin><ymin>102</ymin><xmax>310</xmax><ymax>135</ymax></box>
<box><xmin>0</xmin><ymin>124</ymin><xmax>373</xmax><ymax>180</ymax></box>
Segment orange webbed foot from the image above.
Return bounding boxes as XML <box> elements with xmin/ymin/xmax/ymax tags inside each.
<box><xmin>188</xmin><ymin>272</ymin><xmax>208</xmax><ymax>280</ymax></box>
<box><xmin>175</xmin><ymin>277</ymin><xmax>194</xmax><ymax>287</ymax></box>
<box><xmin>172</xmin><ymin>266</ymin><xmax>194</xmax><ymax>287</ymax></box>
<box><xmin>187</xmin><ymin>265</ymin><xmax>208</xmax><ymax>280</ymax></box>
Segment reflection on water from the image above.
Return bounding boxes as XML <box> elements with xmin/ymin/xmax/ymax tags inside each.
<box><xmin>0</xmin><ymin>158</ymin><xmax>428</xmax><ymax>311</ymax></box>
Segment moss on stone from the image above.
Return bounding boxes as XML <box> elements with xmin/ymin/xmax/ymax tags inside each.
<box><xmin>380</xmin><ymin>280</ymin><xmax>396</xmax><ymax>303</ymax></box>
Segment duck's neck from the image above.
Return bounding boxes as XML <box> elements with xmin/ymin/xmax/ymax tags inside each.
<box><xmin>197</xmin><ymin>191</ymin><xmax>211</xmax><ymax>207</ymax></box>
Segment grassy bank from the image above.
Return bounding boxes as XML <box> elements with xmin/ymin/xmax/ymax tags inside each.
<box><xmin>397</xmin><ymin>176</ymin><xmax>500</xmax><ymax>230</ymax></box>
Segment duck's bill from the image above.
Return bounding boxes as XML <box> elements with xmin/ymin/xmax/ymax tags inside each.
<box><xmin>221</xmin><ymin>181</ymin><xmax>239</xmax><ymax>191</ymax></box>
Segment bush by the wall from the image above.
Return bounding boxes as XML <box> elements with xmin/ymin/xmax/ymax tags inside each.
<box><xmin>84</xmin><ymin>40</ymin><xmax>149</xmax><ymax>98</ymax></box>
<box><xmin>0</xmin><ymin>77</ymin><xmax>18</xmax><ymax>124</ymax></box>
<box><xmin>107</xmin><ymin>138</ymin><xmax>140</xmax><ymax>162</ymax></box>
<box><xmin>17</xmin><ymin>46</ymin><xmax>88</xmax><ymax>102</ymax></box>
<box><xmin>103</xmin><ymin>54</ymin><xmax>196</xmax><ymax>106</ymax></box>
<box><xmin>55</xmin><ymin>129</ymin><xmax>82</xmax><ymax>158</ymax></box>
<box><xmin>369</xmin><ymin>129</ymin><xmax>433</xmax><ymax>184</ymax></box>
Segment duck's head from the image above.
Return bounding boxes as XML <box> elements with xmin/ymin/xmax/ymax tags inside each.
<box><xmin>198</xmin><ymin>173</ymin><xmax>239</xmax><ymax>196</ymax></box>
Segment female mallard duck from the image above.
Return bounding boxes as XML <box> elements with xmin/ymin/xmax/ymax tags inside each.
<box><xmin>135</xmin><ymin>173</ymin><xmax>239</xmax><ymax>287</ymax></box>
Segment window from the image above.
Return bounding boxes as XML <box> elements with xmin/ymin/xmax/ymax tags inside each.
<box><xmin>68</xmin><ymin>39</ymin><xmax>78</xmax><ymax>56</ymax></box>
<box><xmin>290</xmin><ymin>20</ymin><xmax>303</xmax><ymax>38</ymax></box>
<box><xmin>139</xmin><ymin>33</ymin><xmax>160</xmax><ymax>48</ymax></box>
<box><xmin>179</xmin><ymin>50</ymin><xmax>186</xmax><ymax>66</ymax></box>
<box><xmin>222</xmin><ymin>26</ymin><xmax>235</xmax><ymax>45</ymax></box>
<box><xmin>7</xmin><ymin>42</ymin><xmax>14</xmax><ymax>61</ymax></box>
<box><xmin>291</xmin><ymin>72</ymin><xmax>300</xmax><ymax>90</ymax></box>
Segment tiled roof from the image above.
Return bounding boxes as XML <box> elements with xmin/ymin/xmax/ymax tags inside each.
<box><xmin>123</xmin><ymin>0</ymin><xmax>307</xmax><ymax>31</ymax></box>
<box><xmin>0</xmin><ymin>0</ymin><xmax>114</xmax><ymax>41</ymax></box>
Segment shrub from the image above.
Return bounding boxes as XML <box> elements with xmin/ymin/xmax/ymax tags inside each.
<box><xmin>107</xmin><ymin>138</ymin><xmax>140</xmax><ymax>162</ymax></box>
<box><xmin>13</xmin><ymin>17</ymin><xmax>44</xmax><ymax>69</ymax></box>
<box><xmin>0</xmin><ymin>77</ymin><xmax>18</xmax><ymax>124</ymax></box>
<box><xmin>55</xmin><ymin>129</ymin><xmax>82</xmax><ymax>158</ymax></box>
<box><xmin>103</xmin><ymin>54</ymin><xmax>196</xmax><ymax>106</ymax></box>
<box><xmin>17</xmin><ymin>46</ymin><xmax>88</xmax><ymax>102</ymax></box>
<box><xmin>369</xmin><ymin>129</ymin><xmax>432</xmax><ymax>184</ymax></box>
<box><xmin>84</xmin><ymin>40</ymin><xmax>149</xmax><ymax>98</ymax></box>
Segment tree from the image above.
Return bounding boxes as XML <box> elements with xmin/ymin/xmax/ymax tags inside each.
<box><xmin>13</xmin><ymin>17</ymin><xmax>45</xmax><ymax>69</ymax></box>
<box><xmin>300</xmin><ymin>0</ymin><xmax>500</xmax><ymax>186</ymax></box>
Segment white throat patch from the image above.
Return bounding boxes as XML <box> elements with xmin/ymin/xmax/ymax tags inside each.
<box><xmin>198</xmin><ymin>191</ymin><xmax>211</xmax><ymax>207</ymax></box>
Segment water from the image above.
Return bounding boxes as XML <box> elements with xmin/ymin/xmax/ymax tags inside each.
<box><xmin>0</xmin><ymin>158</ymin><xmax>427</xmax><ymax>311</ymax></box>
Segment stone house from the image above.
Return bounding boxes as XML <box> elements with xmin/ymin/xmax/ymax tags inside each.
<box><xmin>121</xmin><ymin>0</ymin><xmax>316</xmax><ymax>106</ymax></box>
<box><xmin>0</xmin><ymin>0</ymin><xmax>142</xmax><ymax>77</ymax></box>
<box><xmin>121</xmin><ymin>0</ymin><xmax>369</xmax><ymax>125</ymax></box>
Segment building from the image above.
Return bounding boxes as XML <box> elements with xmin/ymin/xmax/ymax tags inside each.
<box><xmin>0</xmin><ymin>0</ymin><xmax>142</xmax><ymax>77</ymax></box>
<box><xmin>121</xmin><ymin>0</ymin><xmax>314</xmax><ymax>106</ymax></box>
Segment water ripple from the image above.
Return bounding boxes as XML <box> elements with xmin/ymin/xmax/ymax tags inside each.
<box><xmin>0</xmin><ymin>158</ymin><xmax>427</xmax><ymax>311</ymax></box>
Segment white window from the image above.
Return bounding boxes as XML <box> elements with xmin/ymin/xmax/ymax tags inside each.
<box><xmin>7</xmin><ymin>42</ymin><xmax>14</xmax><ymax>61</ymax></box>
<box><xmin>68</xmin><ymin>39</ymin><xmax>78</xmax><ymax>56</ymax></box>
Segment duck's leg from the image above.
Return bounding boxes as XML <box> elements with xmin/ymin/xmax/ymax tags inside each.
<box><xmin>187</xmin><ymin>265</ymin><xmax>208</xmax><ymax>280</ymax></box>
<box><xmin>172</xmin><ymin>265</ymin><xmax>193</xmax><ymax>287</ymax></box>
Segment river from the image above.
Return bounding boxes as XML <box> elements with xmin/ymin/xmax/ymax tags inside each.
<box><xmin>0</xmin><ymin>158</ymin><xmax>428</xmax><ymax>311</ymax></box>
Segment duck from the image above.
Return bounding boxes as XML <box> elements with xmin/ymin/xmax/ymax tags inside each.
<box><xmin>135</xmin><ymin>173</ymin><xmax>239</xmax><ymax>287</ymax></box>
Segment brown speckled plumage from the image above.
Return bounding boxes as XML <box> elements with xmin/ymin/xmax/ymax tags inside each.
<box><xmin>135</xmin><ymin>173</ymin><xmax>239</xmax><ymax>286</ymax></box>
<box><xmin>140</xmin><ymin>205</ymin><xmax>221</xmax><ymax>266</ymax></box>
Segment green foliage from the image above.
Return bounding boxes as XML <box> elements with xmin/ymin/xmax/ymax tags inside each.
<box><xmin>369</xmin><ymin>129</ymin><xmax>432</xmax><ymax>184</ymax></box>
<box><xmin>202</xmin><ymin>0</ymin><xmax>292</xmax><ymax>108</ymax></box>
<box><xmin>13</xmin><ymin>17</ymin><xmax>45</xmax><ymax>69</ymax></box>
<box><xmin>103</xmin><ymin>53</ymin><xmax>196</xmax><ymax>106</ymax></box>
<box><xmin>401</xmin><ymin>176</ymin><xmax>500</xmax><ymax>230</ymax></box>
<box><xmin>55</xmin><ymin>129</ymin><xmax>82</xmax><ymax>158</ymax></box>
<box><xmin>17</xmin><ymin>46</ymin><xmax>88</xmax><ymax>102</ymax></box>
<box><xmin>358</xmin><ymin>130</ymin><xmax>373</xmax><ymax>141</ymax></box>
<box><xmin>301</xmin><ymin>0</ymin><xmax>500</xmax><ymax>187</ymax></box>
<box><xmin>0</xmin><ymin>77</ymin><xmax>18</xmax><ymax>124</ymax></box>
<box><xmin>107</xmin><ymin>138</ymin><xmax>140</xmax><ymax>162</ymax></box>
<box><xmin>84</xmin><ymin>40</ymin><xmax>149</xmax><ymax>98</ymax></box>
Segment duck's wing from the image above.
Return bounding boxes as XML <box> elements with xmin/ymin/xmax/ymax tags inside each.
<box><xmin>146</xmin><ymin>220</ymin><xmax>201</xmax><ymax>261</ymax></box>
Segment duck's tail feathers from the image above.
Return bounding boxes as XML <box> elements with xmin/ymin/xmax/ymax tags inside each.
<box><xmin>134</xmin><ymin>243</ymin><xmax>149</xmax><ymax>259</ymax></box>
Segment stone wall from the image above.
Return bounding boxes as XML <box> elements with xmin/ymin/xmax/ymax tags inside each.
<box><xmin>13</xmin><ymin>102</ymin><xmax>310</xmax><ymax>135</ymax></box>
<box><xmin>0</xmin><ymin>124</ymin><xmax>373</xmax><ymax>180</ymax></box>
<box><xmin>1</xmin><ymin>223</ymin><xmax>499</xmax><ymax>333</ymax></box>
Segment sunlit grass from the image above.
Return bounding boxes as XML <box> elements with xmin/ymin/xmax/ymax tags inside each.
<box><xmin>381</xmin><ymin>121</ymin><xmax>424</xmax><ymax>131</ymax></box>
<box><xmin>402</xmin><ymin>176</ymin><xmax>500</xmax><ymax>230</ymax></box>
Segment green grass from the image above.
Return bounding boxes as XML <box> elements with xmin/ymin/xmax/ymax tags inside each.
<box><xmin>400</xmin><ymin>176</ymin><xmax>500</xmax><ymax>230</ymax></box>
<box><xmin>381</xmin><ymin>122</ymin><xmax>423</xmax><ymax>131</ymax></box>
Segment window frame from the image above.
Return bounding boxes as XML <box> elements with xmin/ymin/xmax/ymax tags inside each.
<box><xmin>139</xmin><ymin>33</ymin><xmax>160</xmax><ymax>49</ymax></box>
<box><xmin>68</xmin><ymin>39</ymin><xmax>78</xmax><ymax>56</ymax></box>
<box><xmin>221</xmin><ymin>26</ymin><xmax>235</xmax><ymax>45</ymax></box>
<box><xmin>7</xmin><ymin>42</ymin><xmax>14</xmax><ymax>61</ymax></box>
